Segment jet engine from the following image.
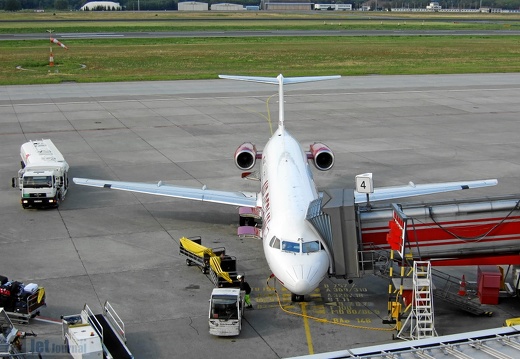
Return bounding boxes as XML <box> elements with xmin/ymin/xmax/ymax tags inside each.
<box><xmin>235</xmin><ymin>142</ymin><xmax>257</xmax><ymax>170</ymax></box>
<box><xmin>308</xmin><ymin>142</ymin><xmax>334</xmax><ymax>171</ymax></box>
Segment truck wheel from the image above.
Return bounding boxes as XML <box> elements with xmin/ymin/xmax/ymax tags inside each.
<box><xmin>186</xmin><ymin>259</ymin><xmax>192</xmax><ymax>266</ymax></box>
<box><xmin>202</xmin><ymin>267</ymin><xmax>208</xmax><ymax>274</ymax></box>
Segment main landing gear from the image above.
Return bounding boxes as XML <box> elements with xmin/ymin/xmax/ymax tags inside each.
<box><xmin>239</xmin><ymin>216</ymin><xmax>256</xmax><ymax>227</ymax></box>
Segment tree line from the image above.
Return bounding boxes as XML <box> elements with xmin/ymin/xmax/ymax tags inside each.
<box><xmin>2</xmin><ymin>0</ymin><xmax>520</xmax><ymax>11</ymax></box>
<box><xmin>2</xmin><ymin>0</ymin><xmax>259</xmax><ymax>11</ymax></box>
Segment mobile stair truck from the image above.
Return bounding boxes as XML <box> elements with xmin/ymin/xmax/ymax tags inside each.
<box><xmin>209</xmin><ymin>288</ymin><xmax>245</xmax><ymax>336</ymax></box>
<box><xmin>12</xmin><ymin>139</ymin><xmax>69</xmax><ymax>209</ymax></box>
<box><xmin>62</xmin><ymin>301</ymin><xmax>133</xmax><ymax>359</ymax></box>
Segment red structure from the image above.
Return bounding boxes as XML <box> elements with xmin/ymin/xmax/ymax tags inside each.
<box><xmin>477</xmin><ymin>266</ymin><xmax>501</xmax><ymax>304</ymax></box>
<box><xmin>360</xmin><ymin>197</ymin><xmax>520</xmax><ymax>266</ymax></box>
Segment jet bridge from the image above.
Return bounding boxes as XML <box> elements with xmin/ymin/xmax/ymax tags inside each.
<box><xmin>319</xmin><ymin>188</ymin><xmax>361</xmax><ymax>279</ymax></box>
<box><xmin>359</xmin><ymin>194</ymin><xmax>520</xmax><ymax>266</ymax></box>
<box><xmin>317</xmin><ymin>191</ymin><xmax>520</xmax><ymax>280</ymax></box>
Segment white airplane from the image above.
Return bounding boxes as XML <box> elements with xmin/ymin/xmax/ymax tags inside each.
<box><xmin>73</xmin><ymin>74</ymin><xmax>498</xmax><ymax>301</ymax></box>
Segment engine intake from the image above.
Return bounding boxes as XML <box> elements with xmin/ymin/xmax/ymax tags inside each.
<box><xmin>235</xmin><ymin>142</ymin><xmax>257</xmax><ymax>170</ymax></box>
<box><xmin>308</xmin><ymin>142</ymin><xmax>334</xmax><ymax>171</ymax></box>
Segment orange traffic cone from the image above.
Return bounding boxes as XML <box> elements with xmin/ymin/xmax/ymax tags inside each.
<box><xmin>458</xmin><ymin>274</ymin><xmax>467</xmax><ymax>296</ymax></box>
<box><xmin>49</xmin><ymin>51</ymin><xmax>54</xmax><ymax>67</ymax></box>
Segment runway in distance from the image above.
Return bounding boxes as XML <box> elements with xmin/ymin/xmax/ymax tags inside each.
<box><xmin>73</xmin><ymin>74</ymin><xmax>498</xmax><ymax>301</ymax></box>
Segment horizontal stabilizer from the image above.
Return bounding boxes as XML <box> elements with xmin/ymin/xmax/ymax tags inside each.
<box><xmin>219</xmin><ymin>74</ymin><xmax>341</xmax><ymax>85</ymax></box>
<box><xmin>73</xmin><ymin>178</ymin><xmax>257</xmax><ymax>208</ymax></box>
<box><xmin>354</xmin><ymin>179</ymin><xmax>498</xmax><ymax>203</ymax></box>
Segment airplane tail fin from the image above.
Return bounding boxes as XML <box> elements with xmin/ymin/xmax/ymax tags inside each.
<box><xmin>219</xmin><ymin>74</ymin><xmax>341</xmax><ymax>130</ymax></box>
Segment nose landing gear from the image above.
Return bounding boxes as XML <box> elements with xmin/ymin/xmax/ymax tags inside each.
<box><xmin>291</xmin><ymin>293</ymin><xmax>305</xmax><ymax>302</ymax></box>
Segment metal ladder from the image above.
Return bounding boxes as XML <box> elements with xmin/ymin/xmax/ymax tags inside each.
<box><xmin>398</xmin><ymin>261</ymin><xmax>437</xmax><ymax>340</ymax></box>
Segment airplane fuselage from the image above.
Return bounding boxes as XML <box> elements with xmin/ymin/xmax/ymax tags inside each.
<box><xmin>260</xmin><ymin>125</ymin><xmax>330</xmax><ymax>295</ymax></box>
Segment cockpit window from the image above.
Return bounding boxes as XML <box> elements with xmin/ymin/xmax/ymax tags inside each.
<box><xmin>269</xmin><ymin>236</ymin><xmax>280</xmax><ymax>249</ymax></box>
<box><xmin>302</xmin><ymin>241</ymin><xmax>320</xmax><ymax>253</ymax></box>
<box><xmin>282</xmin><ymin>241</ymin><xmax>300</xmax><ymax>253</ymax></box>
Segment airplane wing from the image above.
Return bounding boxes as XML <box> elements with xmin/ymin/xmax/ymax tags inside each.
<box><xmin>353</xmin><ymin>179</ymin><xmax>498</xmax><ymax>203</ymax></box>
<box><xmin>72</xmin><ymin>178</ymin><xmax>258</xmax><ymax>208</ymax></box>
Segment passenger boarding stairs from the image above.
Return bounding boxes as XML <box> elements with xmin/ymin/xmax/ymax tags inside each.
<box><xmin>398</xmin><ymin>261</ymin><xmax>437</xmax><ymax>340</ymax></box>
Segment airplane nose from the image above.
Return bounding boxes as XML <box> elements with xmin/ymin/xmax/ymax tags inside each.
<box><xmin>292</xmin><ymin>279</ymin><xmax>312</xmax><ymax>295</ymax></box>
<box><xmin>282</xmin><ymin>258</ymin><xmax>329</xmax><ymax>295</ymax></box>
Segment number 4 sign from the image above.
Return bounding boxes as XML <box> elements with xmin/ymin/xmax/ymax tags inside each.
<box><xmin>355</xmin><ymin>173</ymin><xmax>374</xmax><ymax>194</ymax></box>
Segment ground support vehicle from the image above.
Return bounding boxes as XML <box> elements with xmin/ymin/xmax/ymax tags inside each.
<box><xmin>62</xmin><ymin>301</ymin><xmax>133</xmax><ymax>359</ymax></box>
<box><xmin>0</xmin><ymin>308</ymin><xmax>22</xmax><ymax>358</ymax></box>
<box><xmin>179</xmin><ymin>236</ymin><xmax>225</xmax><ymax>274</ymax></box>
<box><xmin>12</xmin><ymin>139</ymin><xmax>69</xmax><ymax>209</ymax></box>
<box><xmin>0</xmin><ymin>308</ymin><xmax>39</xmax><ymax>358</ymax></box>
<box><xmin>208</xmin><ymin>288</ymin><xmax>245</xmax><ymax>336</ymax></box>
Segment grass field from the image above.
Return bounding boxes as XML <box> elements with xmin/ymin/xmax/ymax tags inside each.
<box><xmin>2</xmin><ymin>11</ymin><xmax>520</xmax><ymax>85</ymax></box>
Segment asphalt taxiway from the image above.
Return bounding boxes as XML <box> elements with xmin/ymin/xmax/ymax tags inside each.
<box><xmin>1</xmin><ymin>74</ymin><xmax>520</xmax><ymax>358</ymax></box>
<box><xmin>4</xmin><ymin>29</ymin><xmax>520</xmax><ymax>41</ymax></box>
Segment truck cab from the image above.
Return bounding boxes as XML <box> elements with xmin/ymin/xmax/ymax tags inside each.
<box><xmin>209</xmin><ymin>288</ymin><xmax>245</xmax><ymax>336</ymax></box>
<box><xmin>17</xmin><ymin>168</ymin><xmax>67</xmax><ymax>208</ymax></box>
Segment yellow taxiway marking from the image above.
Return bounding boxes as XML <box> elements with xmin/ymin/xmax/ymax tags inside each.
<box><xmin>301</xmin><ymin>302</ymin><xmax>314</xmax><ymax>354</ymax></box>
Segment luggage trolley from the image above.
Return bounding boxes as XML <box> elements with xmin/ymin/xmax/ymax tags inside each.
<box><xmin>179</xmin><ymin>236</ymin><xmax>225</xmax><ymax>274</ymax></box>
<box><xmin>210</xmin><ymin>255</ymin><xmax>241</xmax><ymax>288</ymax></box>
<box><xmin>1</xmin><ymin>277</ymin><xmax>46</xmax><ymax>325</ymax></box>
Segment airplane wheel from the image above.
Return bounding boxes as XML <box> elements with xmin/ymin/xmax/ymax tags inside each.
<box><xmin>239</xmin><ymin>217</ymin><xmax>256</xmax><ymax>227</ymax></box>
<box><xmin>291</xmin><ymin>293</ymin><xmax>304</xmax><ymax>302</ymax></box>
